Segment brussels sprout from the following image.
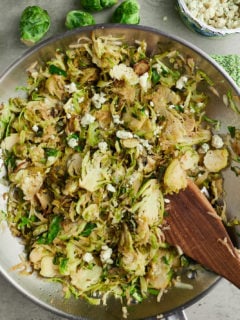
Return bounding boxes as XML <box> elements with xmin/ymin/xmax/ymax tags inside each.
<box><xmin>65</xmin><ymin>10</ymin><xmax>95</xmax><ymax>29</ymax></box>
<box><xmin>19</xmin><ymin>6</ymin><xmax>51</xmax><ymax>46</ymax></box>
<box><xmin>81</xmin><ymin>0</ymin><xmax>118</xmax><ymax>12</ymax></box>
<box><xmin>112</xmin><ymin>0</ymin><xmax>140</xmax><ymax>24</ymax></box>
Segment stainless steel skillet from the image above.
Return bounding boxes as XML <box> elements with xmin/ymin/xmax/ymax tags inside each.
<box><xmin>0</xmin><ymin>24</ymin><xmax>240</xmax><ymax>320</ymax></box>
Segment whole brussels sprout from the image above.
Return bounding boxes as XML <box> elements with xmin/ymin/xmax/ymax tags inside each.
<box><xmin>81</xmin><ymin>0</ymin><xmax>118</xmax><ymax>12</ymax></box>
<box><xmin>112</xmin><ymin>0</ymin><xmax>140</xmax><ymax>24</ymax></box>
<box><xmin>20</xmin><ymin>6</ymin><xmax>51</xmax><ymax>46</ymax></box>
<box><xmin>65</xmin><ymin>10</ymin><xmax>95</xmax><ymax>29</ymax></box>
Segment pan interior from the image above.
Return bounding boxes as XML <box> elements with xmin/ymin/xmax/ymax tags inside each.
<box><xmin>0</xmin><ymin>25</ymin><xmax>239</xmax><ymax>320</ymax></box>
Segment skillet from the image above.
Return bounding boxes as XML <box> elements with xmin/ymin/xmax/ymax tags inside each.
<box><xmin>0</xmin><ymin>24</ymin><xmax>240</xmax><ymax>320</ymax></box>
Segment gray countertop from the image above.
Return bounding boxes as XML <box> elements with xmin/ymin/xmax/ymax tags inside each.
<box><xmin>0</xmin><ymin>1</ymin><xmax>240</xmax><ymax>319</ymax></box>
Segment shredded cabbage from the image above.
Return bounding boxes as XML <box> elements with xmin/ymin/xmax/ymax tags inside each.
<box><xmin>0</xmin><ymin>32</ymin><xmax>230</xmax><ymax>310</ymax></box>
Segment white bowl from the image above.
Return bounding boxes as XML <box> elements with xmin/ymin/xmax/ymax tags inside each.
<box><xmin>177</xmin><ymin>0</ymin><xmax>240</xmax><ymax>37</ymax></box>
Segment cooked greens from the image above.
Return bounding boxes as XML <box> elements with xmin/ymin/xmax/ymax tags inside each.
<box><xmin>19</xmin><ymin>6</ymin><xmax>51</xmax><ymax>46</ymax></box>
<box><xmin>0</xmin><ymin>33</ymin><xmax>229</xmax><ymax>309</ymax></box>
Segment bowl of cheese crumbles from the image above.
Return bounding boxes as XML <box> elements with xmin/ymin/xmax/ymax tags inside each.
<box><xmin>177</xmin><ymin>0</ymin><xmax>240</xmax><ymax>36</ymax></box>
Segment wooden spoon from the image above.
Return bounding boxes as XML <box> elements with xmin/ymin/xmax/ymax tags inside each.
<box><xmin>164</xmin><ymin>179</ymin><xmax>240</xmax><ymax>288</ymax></box>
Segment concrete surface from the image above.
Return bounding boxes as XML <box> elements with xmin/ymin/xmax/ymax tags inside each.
<box><xmin>0</xmin><ymin>0</ymin><xmax>240</xmax><ymax>319</ymax></box>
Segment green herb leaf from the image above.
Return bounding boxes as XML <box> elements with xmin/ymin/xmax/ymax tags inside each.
<box><xmin>174</xmin><ymin>105</ymin><xmax>184</xmax><ymax>113</ymax></box>
<box><xmin>38</xmin><ymin>215</ymin><xmax>62</xmax><ymax>244</ymax></box>
<box><xmin>49</xmin><ymin>64</ymin><xmax>67</xmax><ymax>77</ymax></box>
<box><xmin>228</xmin><ymin>126</ymin><xmax>236</xmax><ymax>138</ymax></box>
<box><xmin>151</xmin><ymin>68</ymin><xmax>160</xmax><ymax>85</ymax></box>
<box><xmin>80</xmin><ymin>222</ymin><xmax>97</xmax><ymax>237</ymax></box>
<box><xmin>44</xmin><ymin>148</ymin><xmax>59</xmax><ymax>157</ymax></box>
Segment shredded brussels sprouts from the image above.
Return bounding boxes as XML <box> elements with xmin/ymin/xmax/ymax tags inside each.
<box><xmin>0</xmin><ymin>32</ymin><xmax>230</xmax><ymax>310</ymax></box>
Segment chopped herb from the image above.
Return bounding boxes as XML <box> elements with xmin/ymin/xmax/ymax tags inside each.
<box><xmin>228</xmin><ymin>126</ymin><xmax>236</xmax><ymax>138</ymax></box>
<box><xmin>38</xmin><ymin>215</ymin><xmax>62</xmax><ymax>244</ymax></box>
<box><xmin>151</xmin><ymin>68</ymin><xmax>160</xmax><ymax>85</ymax></box>
<box><xmin>49</xmin><ymin>64</ymin><xmax>67</xmax><ymax>77</ymax></box>
<box><xmin>44</xmin><ymin>148</ymin><xmax>59</xmax><ymax>157</ymax></box>
<box><xmin>174</xmin><ymin>105</ymin><xmax>184</xmax><ymax>113</ymax></box>
<box><xmin>80</xmin><ymin>222</ymin><xmax>97</xmax><ymax>237</ymax></box>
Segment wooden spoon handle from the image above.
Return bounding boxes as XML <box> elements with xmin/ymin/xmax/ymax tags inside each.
<box><xmin>164</xmin><ymin>180</ymin><xmax>240</xmax><ymax>289</ymax></box>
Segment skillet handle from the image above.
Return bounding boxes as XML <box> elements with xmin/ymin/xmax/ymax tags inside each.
<box><xmin>165</xmin><ymin>310</ymin><xmax>188</xmax><ymax>320</ymax></box>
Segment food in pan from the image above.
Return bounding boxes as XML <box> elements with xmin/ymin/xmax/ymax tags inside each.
<box><xmin>0</xmin><ymin>32</ymin><xmax>235</xmax><ymax>314</ymax></box>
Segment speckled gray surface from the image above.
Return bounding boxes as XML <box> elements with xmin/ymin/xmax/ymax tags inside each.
<box><xmin>0</xmin><ymin>1</ymin><xmax>240</xmax><ymax>319</ymax></box>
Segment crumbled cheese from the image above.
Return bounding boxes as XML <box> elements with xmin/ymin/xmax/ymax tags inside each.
<box><xmin>68</xmin><ymin>138</ymin><xmax>78</xmax><ymax>148</ymax></box>
<box><xmin>82</xmin><ymin>252</ymin><xmax>94</xmax><ymax>263</ymax></box>
<box><xmin>92</xmin><ymin>92</ymin><xmax>107</xmax><ymax>109</ymax></box>
<box><xmin>107</xmin><ymin>183</ymin><xmax>116</xmax><ymax>193</ymax></box>
<box><xmin>112</xmin><ymin>114</ymin><xmax>124</xmax><ymax>124</ymax></box>
<box><xmin>139</xmin><ymin>72</ymin><xmax>150</xmax><ymax>92</ymax></box>
<box><xmin>164</xmin><ymin>198</ymin><xmax>171</xmax><ymax>204</ymax></box>
<box><xmin>116</xmin><ymin>130</ymin><xmax>134</xmax><ymax>139</ymax></box>
<box><xmin>109</xmin><ymin>63</ymin><xmax>139</xmax><ymax>85</ymax></box>
<box><xmin>66</xmin><ymin>113</ymin><xmax>72</xmax><ymax>119</ymax></box>
<box><xmin>128</xmin><ymin>173</ymin><xmax>138</xmax><ymax>185</ymax></box>
<box><xmin>98</xmin><ymin>141</ymin><xmax>108</xmax><ymax>153</ymax></box>
<box><xmin>65</xmin><ymin>82</ymin><xmax>78</xmax><ymax>93</ymax></box>
<box><xmin>47</xmin><ymin>156</ymin><xmax>56</xmax><ymax>164</ymax></box>
<box><xmin>198</xmin><ymin>143</ymin><xmax>210</xmax><ymax>154</ymax></box>
<box><xmin>81</xmin><ymin>113</ymin><xmax>96</xmax><ymax>127</ymax></box>
<box><xmin>78</xmin><ymin>96</ymin><xmax>85</xmax><ymax>103</ymax></box>
<box><xmin>136</xmin><ymin>143</ymin><xmax>144</xmax><ymax>154</ymax></box>
<box><xmin>100</xmin><ymin>245</ymin><xmax>113</xmax><ymax>264</ymax></box>
<box><xmin>185</xmin><ymin>0</ymin><xmax>240</xmax><ymax>29</ymax></box>
<box><xmin>176</xmin><ymin>76</ymin><xmax>188</xmax><ymax>90</ymax></box>
<box><xmin>211</xmin><ymin>134</ymin><xmax>224</xmax><ymax>149</ymax></box>
<box><xmin>32</xmin><ymin>125</ymin><xmax>39</xmax><ymax>132</ymax></box>
<box><xmin>139</xmin><ymin>138</ymin><xmax>152</xmax><ymax>151</ymax></box>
